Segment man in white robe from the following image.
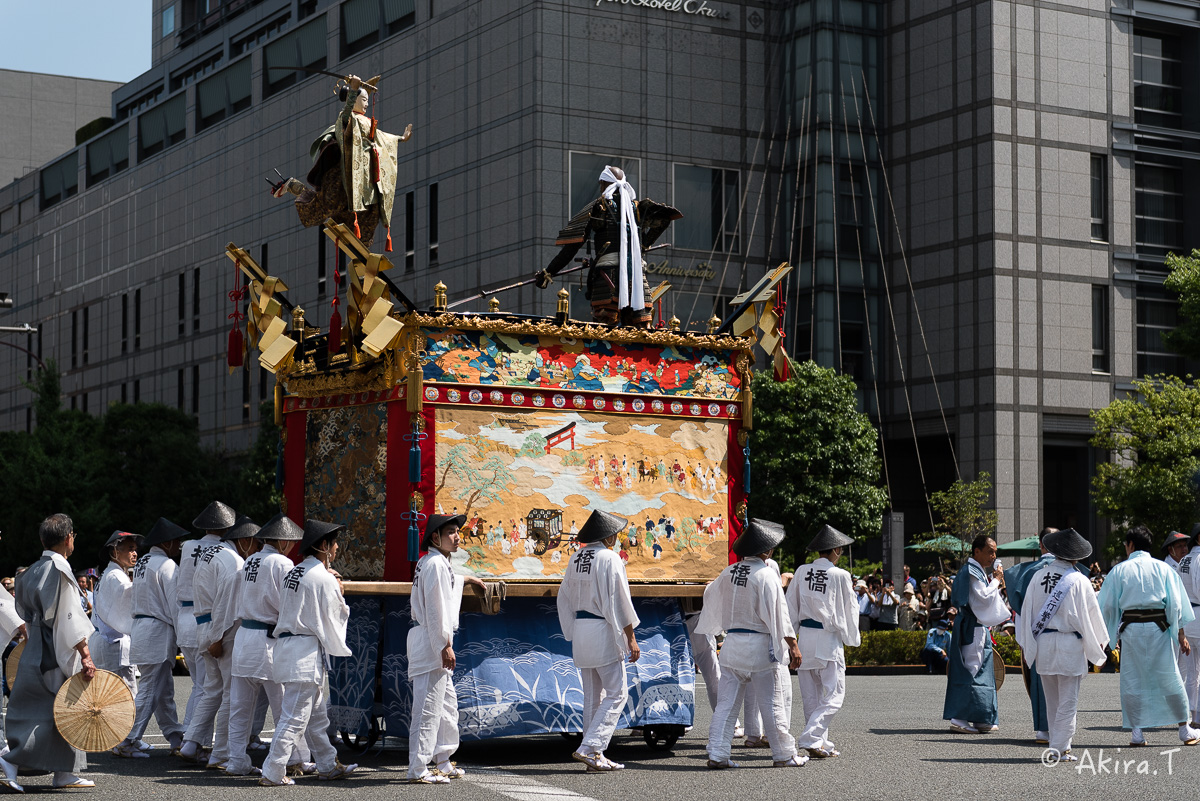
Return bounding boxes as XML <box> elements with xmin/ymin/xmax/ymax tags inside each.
<box><xmin>0</xmin><ymin>530</ymin><xmax>25</xmax><ymax>787</ymax></box>
<box><xmin>1098</xmin><ymin>524</ymin><xmax>1200</xmax><ymax>746</ymax></box>
<box><xmin>176</xmin><ymin>500</ymin><xmax>237</xmax><ymax>762</ymax></box>
<box><xmin>225</xmin><ymin>513</ymin><xmax>309</xmax><ymax>777</ymax></box>
<box><xmin>557</xmin><ymin>510</ymin><xmax>641</xmax><ymax>772</ymax></box>
<box><xmin>407</xmin><ymin>513</ymin><xmax>485</xmax><ymax>783</ymax></box>
<box><xmin>260</xmin><ymin>519</ymin><xmax>357</xmax><ymax>786</ymax></box>
<box><xmin>786</xmin><ymin>524</ymin><xmax>860</xmax><ymax>758</ymax></box>
<box><xmin>739</xmin><ymin>556</ymin><xmax>784</xmax><ymax>749</ymax></box>
<box><xmin>943</xmin><ymin>535</ymin><xmax>1011</xmax><ymax>734</ymax></box>
<box><xmin>117</xmin><ymin>517</ymin><xmax>190</xmax><ymax>757</ymax></box>
<box><xmin>89</xmin><ymin>530</ymin><xmax>149</xmax><ymax>756</ymax></box>
<box><xmin>2</xmin><ymin>513</ymin><xmax>97</xmax><ymax>790</ymax></box>
<box><xmin>1176</xmin><ymin>533</ymin><xmax>1200</xmax><ymax>726</ymax></box>
<box><xmin>699</xmin><ymin>518</ymin><xmax>805</xmax><ymax>769</ymax></box>
<box><xmin>181</xmin><ymin>516</ymin><xmax>258</xmax><ymax>770</ymax></box>
<box><xmin>1015</xmin><ymin>528</ymin><xmax>1109</xmax><ymax>762</ymax></box>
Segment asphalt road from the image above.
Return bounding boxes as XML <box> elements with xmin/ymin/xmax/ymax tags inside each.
<box><xmin>11</xmin><ymin>673</ymin><xmax>1196</xmax><ymax>799</ymax></box>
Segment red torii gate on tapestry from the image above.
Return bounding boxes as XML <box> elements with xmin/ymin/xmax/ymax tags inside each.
<box><xmin>544</xmin><ymin>421</ymin><xmax>576</xmax><ymax>453</ymax></box>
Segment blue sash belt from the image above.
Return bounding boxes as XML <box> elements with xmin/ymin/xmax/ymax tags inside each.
<box><xmin>798</xmin><ymin>619</ymin><xmax>824</xmax><ymax>630</ymax></box>
<box><xmin>179</xmin><ymin>600</ymin><xmax>194</xmax><ymax>607</ymax></box>
<box><xmin>241</xmin><ymin>619</ymin><xmax>275</xmax><ymax>638</ymax></box>
<box><xmin>575</xmin><ymin>611</ymin><xmax>603</xmax><ymax>620</ymax></box>
<box><xmin>194</xmin><ymin>613</ymin><xmax>212</xmax><ymax>625</ymax></box>
<box><xmin>1042</xmin><ymin>628</ymin><xmax>1081</xmax><ymax>639</ymax></box>
<box><xmin>727</xmin><ymin>628</ymin><xmax>766</xmax><ymax>635</ymax></box>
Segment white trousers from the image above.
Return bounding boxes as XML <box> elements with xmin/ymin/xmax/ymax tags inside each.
<box><xmin>1041</xmin><ymin>673</ymin><xmax>1082</xmax><ymax>756</ymax></box>
<box><xmin>183</xmin><ymin>647</ymin><xmax>232</xmax><ymax>761</ymax></box>
<box><xmin>126</xmin><ymin>658</ymin><xmax>184</xmax><ymax>745</ymax></box>
<box><xmin>1181</xmin><ymin>646</ymin><xmax>1200</xmax><ymax>721</ymax></box>
<box><xmin>686</xmin><ymin>616</ymin><xmax>721</xmax><ymax>711</ymax></box>
<box><xmin>707</xmin><ymin>662</ymin><xmax>796</xmax><ymax>762</ymax></box>
<box><xmin>261</xmin><ymin>682</ymin><xmax>338</xmax><ymax>784</ymax></box>
<box><xmin>226</xmin><ymin>676</ymin><xmax>309</xmax><ymax>773</ymax></box>
<box><xmin>180</xmin><ymin>645</ymin><xmax>207</xmax><ymax>742</ymax></box>
<box><xmin>795</xmin><ymin>661</ymin><xmax>846</xmax><ymax>749</ymax></box>
<box><xmin>743</xmin><ymin>677</ymin><xmax>765</xmax><ymax>738</ymax></box>
<box><xmin>579</xmin><ymin>660</ymin><xmax>627</xmax><ymax>754</ymax></box>
<box><xmin>407</xmin><ymin>668</ymin><xmax>461</xmax><ymax>778</ymax></box>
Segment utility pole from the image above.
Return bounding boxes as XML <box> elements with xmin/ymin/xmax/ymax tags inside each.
<box><xmin>0</xmin><ymin>292</ymin><xmax>42</xmax><ymax>368</ymax></box>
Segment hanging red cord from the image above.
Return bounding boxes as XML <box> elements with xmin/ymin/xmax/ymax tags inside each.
<box><xmin>773</xmin><ymin>283</ymin><xmax>789</xmax><ymax>382</ymax></box>
<box><xmin>328</xmin><ymin>263</ymin><xmax>342</xmax><ymax>356</ymax></box>
<box><xmin>227</xmin><ymin>260</ymin><xmax>247</xmax><ymax>369</ymax></box>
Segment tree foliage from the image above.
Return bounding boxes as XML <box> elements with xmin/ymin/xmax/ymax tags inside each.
<box><xmin>912</xmin><ymin>472</ymin><xmax>998</xmax><ymax>569</ymax></box>
<box><xmin>0</xmin><ymin>365</ymin><xmax>280</xmax><ymax>574</ymax></box>
<box><xmin>748</xmin><ymin>361</ymin><xmax>888</xmax><ymax>567</ymax></box>
<box><xmin>1090</xmin><ymin>374</ymin><xmax>1200</xmax><ymax>558</ymax></box>
<box><xmin>1163</xmin><ymin>249</ymin><xmax>1200</xmax><ymax>360</ymax></box>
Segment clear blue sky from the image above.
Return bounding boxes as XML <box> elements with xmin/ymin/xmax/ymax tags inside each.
<box><xmin>0</xmin><ymin>1</ymin><xmax>152</xmax><ymax>83</ymax></box>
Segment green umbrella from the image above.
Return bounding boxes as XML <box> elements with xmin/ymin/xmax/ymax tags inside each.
<box><xmin>996</xmin><ymin>535</ymin><xmax>1042</xmax><ymax>556</ymax></box>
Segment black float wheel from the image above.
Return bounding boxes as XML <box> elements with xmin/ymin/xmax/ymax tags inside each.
<box><xmin>642</xmin><ymin>725</ymin><xmax>682</xmax><ymax>751</ymax></box>
<box><xmin>338</xmin><ymin>717</ymin><xmax>381</xmax><ymax>753</ymax></box>
<box><xmin>534</xmin><ymin>539</ymin><xmax>548</xmax><ymax>555</ymax></box>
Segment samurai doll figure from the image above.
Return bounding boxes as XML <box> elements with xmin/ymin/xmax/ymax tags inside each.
<box><xmin>536</xmin><ymin>166</ymin><xmax>681</xmax><ymax>328</ymax></box>
<box><xmin>272</xmin><ymin>75</ymin><xmax>412</xmax><ymax>249</ymax></box>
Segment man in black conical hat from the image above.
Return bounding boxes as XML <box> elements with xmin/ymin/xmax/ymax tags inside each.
<box><xmin>697</xmin><ymin>518</ymin><xmax>805</xmax><ymax>770</ymax></box>
<box><xmin>556</xmin><ymin>510</ymin><xmax>641</xmax><ymax>772</ymax></box>
<box><xmin>785</xmin><ymin>524</ymin><xmax>860</xmax><ymax>759</ymax></box>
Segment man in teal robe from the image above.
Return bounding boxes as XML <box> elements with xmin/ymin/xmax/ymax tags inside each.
<box><xmin>1098</xmin><ymin>525</ymin><xmax>1200</xmax><ymax>747</ymax></box>
<box><xmin>943</xmin><ymin>535</ymin><xmax>1011</xmax><ymax>734</ymax></box>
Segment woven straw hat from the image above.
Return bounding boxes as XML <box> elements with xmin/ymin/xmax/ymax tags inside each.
<box><xmin>54</xmin><ymin>669</ymin><xmax>135</xmax><ymax>752</ymax></box>
<box><xmin>992</xmin><ymin>647</ymin><xmax>1006</xmax><ymax>690</ymax></box>
<box><xmin>5</xmin><ymin>640</ymin><xmax>22</xmax><ymax>690</ymax></box>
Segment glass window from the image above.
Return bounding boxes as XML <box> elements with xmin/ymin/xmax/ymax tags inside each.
<box><xmin>197</xmin><ymin>57</ymin><xmax>251</xmax><ymax>131</ymax></box>
<box><xmin>1091</xmin><ymin>155</ymin><xmax>1107</xmax><ymax>242</ymax></box>
<box><xmin>1134</xmin><ymin>157</ymin><xmax>1184</xmax><ymax>258</ymax></box>
<box><xmin>341</xmin><ymin>0</ymin><xmax>415</xmax><ymax>59</ymax></box>
<box><xmin>40</xmin><ymin>151</ymin><xmax>78</xmax><ymax>210</ymax></box>
<box><xmin>567</xmin><ymin>152</ymin><xmax>641</xmax><ymax>216</ymax></box>
<box><xmin>86</xmin><ymin>123</ymin><xmax>129</xmax><ymax>186</ymax></box>
<box><xmin>138</xmin><ymin>92</ymin><xmax>186</xmax><ymax>160</ymax></box>
<box><xmin>673</xmin><ymin>164</ymin><xmax>740</xmax><ymax>253</ymax></box>
<box><xmin>1092</xmin><ymin>285</ymin><xmax>1109</xmax><ymax>373</ymax></box>
<box><xmin>1136</xmin><ymin>285</ymin><xmax>1194</xmax><ymax>377</ymax></box>
<box><xmin>162</xmin><ymin>5</ymin><xmax>175</xmax><ymax>37</ymax></box>
<box><xmin>1134</xmin><ymin>31</ymin><xmax>1182</xmax><ymax>128</ymax></box>
<box><xmin>264</xmin><ymin>17</ymin><xmax>327</xmax><ymax>97</ymax></box>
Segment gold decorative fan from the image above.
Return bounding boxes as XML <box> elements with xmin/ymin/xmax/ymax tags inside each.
<box><xmin>53</xmin><ymin>669</ymin><xmax>135</xmax><ymax>752</ymax></box>
<box><xmin>5</xmin><ymin>641</ymin><xmax>23</xmax><ymax>690</ymax></box>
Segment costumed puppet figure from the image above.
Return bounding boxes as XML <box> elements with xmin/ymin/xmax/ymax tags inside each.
<box><xmin>89</xmin><ymin>530</ymin><xmax>144</xmax><ymax>751</ymax></box>
<box><xmin>273</xmin><ymin>75</ymin><xmax>411</xmax><ymax>249</ymax></box>
<box><xmin>118</xmin><ymin>518</ymin><xmax>190</xmax><ymax>760</ymax></box>
<box><xmin>556</xmin><ymin>510</ymin><xmax>641</xmax><ymax>772</ymax></box>
<box><xmin>259</xmin><ymin>520</ymin><xmax>357</xmax><ymax>786</ymax></box>
<box><xmin>3</xmin><ymin>514</ymin><xmax>97</xmax><ymax>790</ymax></box>
<box><xmin>181</xmin><ymin>516</ymin><xmax>259</xmax><ymax>770</ymax></box>
<box><xmin>407</xmin><ymin>514</ymin><xmax>486</xmax><ymax>784</ymax></box>
<box><xmin>225</xmin><ymin>513</ymin><xmax>312</xmax><ymax>777</ymax></box>
<box><xmin>1097</xmin><ymin>524</ymin><xmax>1200</xmax><ymax>747</ymax></box>
<box><xmin>698</xmin><ymin>518</ymin><xmax>806</xmax><ymax>770</ymax></box>
<box><xmin>785</xmin><ymin>524</ymin><xmax>860</xmax><ymax>759</ymax></box>
<box><xmin>175</xmin><ymin>500</ymin><xmax>237</xmax><ymax>763</ymax></box>
<box><xmin>1014</xmin><ymin>528</ymin><xmax>1109</xmax><ymax>763</ymax></box>
<box><xmin>536</xmin><ymin>166</ymin><xmax>681</xmax><ymax>327</ymax></box>
<box><xmin>943</xmin><ymin>534</ymin><xmax>1011</xmax><ymax>734</ymax></box>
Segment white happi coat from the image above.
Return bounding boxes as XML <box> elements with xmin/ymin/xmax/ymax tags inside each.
<box><xmin>0</xmin><ymin>581</ymin><xmax>22</xmax><ymax>644</ymax></box>
<box><xmin>785</xmin><ymin>557</ymin><xmax>860</xmax><ymax>668</ymax></box>
<box><xmin>557</xmin><ymin>543</ymin><xmax>639</xmax><ymax>669</ymax></box>
<box><xmin>129</xmin><ymin>547</ymin><xmax>178</xmax><ymax>665</ymax></box>
<box><xmin>194</xmin><ymin>543</ymin><xmax>241</xmax><ymax>650</ymax></box>
<box><xmin>960</xmin><ymin>557</ymin><xmax>1011</xmax><ymax>675</ymax></box>
<box><xmin>697</xmin><ymin>557</ymin><xmax>795</xmax><ymax>674</ymax></box>
<box><xmin>1015</xmin><ymin>559</ymin><xmax>1108</xmax><ymax>676</ymax></box>
<box><xmin>91</xmin><ymin>562</ymin><xmax>134</xmax><ymax>666</ymax></box>
<box><xmin>177</xmin><ymin>533</ymin><xmax>223</xmax><ymax>649</ymax></box>
<box><xmin>273</xmin><ymin>557</ymin><xmax>351</xmax><ymax>684</ymax></box>
<box><xmin>1177</xmin><ymin>546</ymin><xmax>1200</xmax><ymax>640</ymax></box>
<box><xmin>231</xmin><ymin>545</ymin><xmax>294</xmax><ymax>680</ymax></box>
<box><xmin>407</xmin><ymin>550</ymin><xmax>464</xmax><ymax>678</ymax></box>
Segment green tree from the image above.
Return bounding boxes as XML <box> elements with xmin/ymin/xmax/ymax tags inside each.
<box><xmin>1090</xmin><ymin>374</ymin><xmax>1200</xmax><ymax>558</ymax></box>
<box><xmin>748</xmin><ymin>362</ymin><xmax>888</xmax><ymax>567</ymax></box>
<box><xmin>232</xmin><ymin>400</ymin><xmax>283</xmax><ymax>523</ymax></box>
<box><xmin>1163</xmin><ymin>250</ymin><xmax>1200</xmax><ymax>360</ymax></box>
<box><xmin>914</xmin><ymin>472</ymin><xmax>998</xmax><ymax>570</ymax></box>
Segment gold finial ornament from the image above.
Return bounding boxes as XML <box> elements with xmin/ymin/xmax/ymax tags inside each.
<box><xmin>434</xmin><ymin>282</ymin><xmax>448</xmax><ymax>312</ymax></box>
<box><xmin>707</xmin><ymin>315</ymin><xmax>721</xmax><ymax>334</ymax></box>
<box><xmin>669</xmin><ymin>315</ymin><xmax>681</xmax><ymax>332</ymax></box>
<box><xmin>557</xmin><ymin>287</ymin><xmax>570</xmax><ymax>317</ymax></box>
<box><xmin>488</xmin><ymin>297</ymin><xmax>500</xmax><ymax>313</ymax></box>
<box><xmin>291</xmin><ymin>306</ymin><xmax>306</xmax><ymax>337</ymax></box>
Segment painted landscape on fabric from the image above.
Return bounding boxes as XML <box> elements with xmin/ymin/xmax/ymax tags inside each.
<box><xmin>434</xmin><ymin>406</ymin><xmax>731</xmax><ymax>580</ymax></box>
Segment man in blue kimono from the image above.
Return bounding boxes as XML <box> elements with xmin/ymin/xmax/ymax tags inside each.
<box><xmin>1005</xmin><ymin>527</ymin><xmax>1057</xmax><ymax>744</ymax></box>
<box><xmin>1098</xmin><ymin>525</ymin><xmax>1200</xmax><ymax>747</ymax></box>
<box><xmin>943</xmin><ymin>535</ymin><xmax>1011</xmax><ymax>734</ymax></box>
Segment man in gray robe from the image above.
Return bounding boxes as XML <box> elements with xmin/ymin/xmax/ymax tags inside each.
<box><xmin>1</xmin><ymin>513</ymin><xmax>97</xmax><ymax>790</ymax></box>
